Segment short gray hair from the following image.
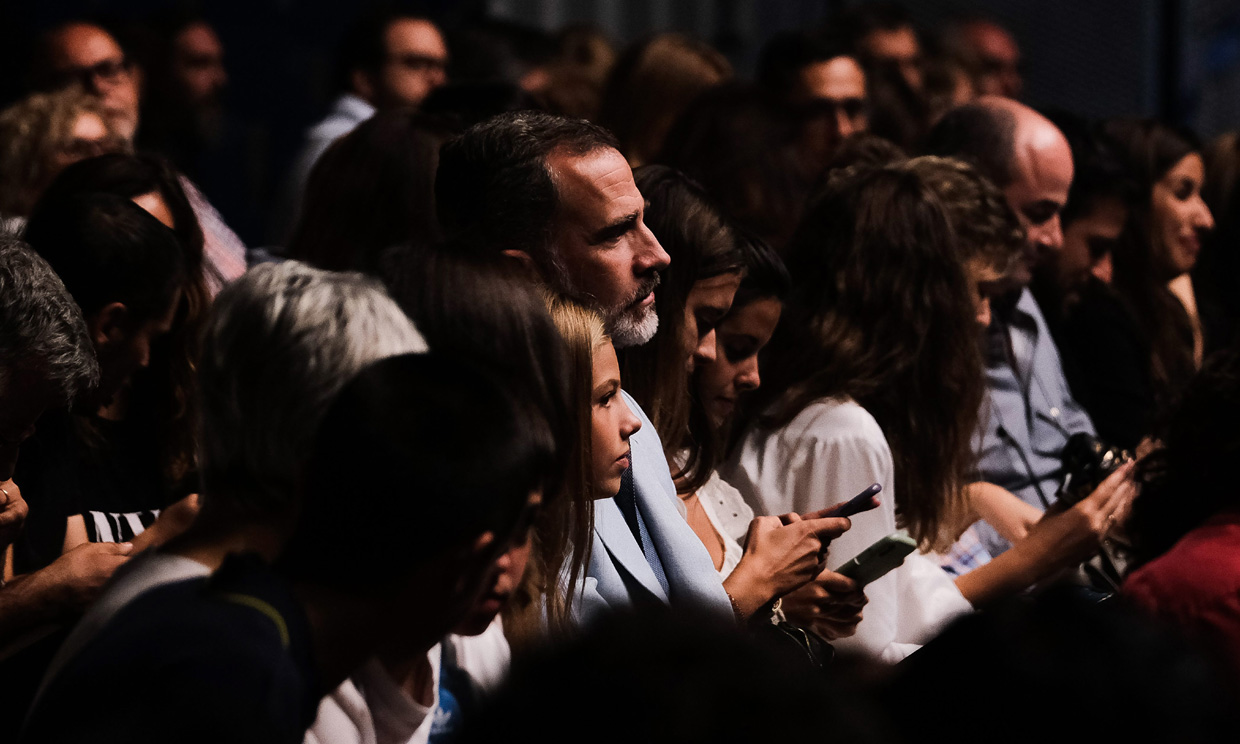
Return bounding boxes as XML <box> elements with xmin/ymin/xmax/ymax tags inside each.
<box><xmin>198</xmin><ymin>261</ymin><xmax>427</xmax><ymax>514</ymax></box>
<box><xmin>0</xmin><ymin>236</ymin><xmax>99</xmax><ymax>402</ymax></box>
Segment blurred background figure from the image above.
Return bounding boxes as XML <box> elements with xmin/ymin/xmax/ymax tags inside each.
<box><xmin>943</xmin><ymin>15</ymin><xmax>1023</xmax><ymax>99</ymax></box>
<box><xmin>599</xmin><ymin>33</ymin><xmax>732</xmax><ymax>168</ymax></box>
<box><xmin>270</xmin><ymin>9</ymin><xmax>448</xmax><ymax>245</ymax></box>
<box><xmin>0</xmin><ymin>88</ymin><xmax>125</xmax><ymax>225</ymax></box>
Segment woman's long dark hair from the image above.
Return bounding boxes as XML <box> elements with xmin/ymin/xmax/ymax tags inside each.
<box><xmin>1128</xmin><ymin>349</ymin><xmax>1240</xmax><ymax>567</ymax></box>
<box><xmin>288</xmin><ymin>110</ymin><xmax>451</xmax><ymax>274</ymax></box>
<box><xmin>35</xmin><ymin>153</ymin><xmax>207</xmax><ymax>490</ymax></box>
<box><xmin>747</xmin><ymin>163</ymin><xmax>983</xmax><ymax>550</ymax></box>
<box><xmin>621</xmin><ymin>165</ymin><xmax>743</xmax><ymax>495</ymax></box>
<box><xmin>1102</xmin><ymin>118</ymin><xmax>1201</xmax><ymax>407</ymax></box>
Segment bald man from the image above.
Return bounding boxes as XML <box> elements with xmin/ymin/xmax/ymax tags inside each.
<box><xmin>926</xmin><ymin>98</ymin><xmax>1096</xmax><ymax>562</ymax></box>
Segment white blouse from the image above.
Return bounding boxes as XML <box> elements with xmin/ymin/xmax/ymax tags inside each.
<box><xmin>696</xmin><ymin>470</ymin><xmax>753</xmax><ymax>579</ymax></box>
<box><xmin>722</xmin><ymin>396</ymin><xmax>972</xmax><ymax>663</ymax></box>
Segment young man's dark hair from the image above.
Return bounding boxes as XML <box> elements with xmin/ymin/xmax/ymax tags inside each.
<box><xmin>335</xmin><ymin>7</ymin><xmax>418</xmax><ymax>93</ymax></box>
<box><xmin>283</xmin><ymin>352</ymin><xmax>557</xmax><ymax>588</ymax></box>
<box><xmin>23</xmin><ymin>192</ymin><xmax>186</xmax><ymax>323</ymax></box>
<box><xmin>923</xmin><ymin>102</ymin><xmax>1018</xmax><ymax>188</ymax></box>
<box><xmin>1043</xmin><ymin>108</ymin><xmax>1134</xmax><ymax>227</ymax></box>
<box><xmin>435</xmin><ymin>109</ymin><xmax>617</xmax><ymax>261</ymax></box>
<box><xmin>755</xmin><ymin>30</ymin><xmax>853</xmax><ymax>100</ymax></box>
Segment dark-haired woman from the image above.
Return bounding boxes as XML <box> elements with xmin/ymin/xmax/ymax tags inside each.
<box><xmin>625</xmin><ymin>166</ymin><xmax>855</xmax><ymax>623</ymax></box>
<box><xmin>726</xmin><ymin>163</ymin><xmax>1136</xmax><ymax>661</ymax></box>
<box><xmin>1102</xmin><ymin>119</ymin><xmax>1215</xmax><ymax>410</ymax></box>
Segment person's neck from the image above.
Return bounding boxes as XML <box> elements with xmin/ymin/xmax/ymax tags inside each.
<box><xmin>163</xmin><ymin>510</ymin><xmax>294</xmax><ymax>572</ymax></box>
<box><xmin>296</xmin><ymin>585</ymin><xmax>443</xmax><ymax>693</ymax></box>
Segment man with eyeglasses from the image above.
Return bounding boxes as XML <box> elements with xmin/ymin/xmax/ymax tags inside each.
<box><xmin>756</xmin><ymin>31</ymin><xmax>869</xmax><ymax>175</ymax></box>
<box><xmin>32</xmin><ymin>22</ymin><xmax>141</xmax><ymax>142</ymax></box>
<box><xmin>271</xmin><ymin>11</ymin><xmax>448</xmax><ymax>244</ymax></box>
<box><xmin>30</xmin><ymin>20</ymin><xmax>249</xmax><ymax>297</ymax></box>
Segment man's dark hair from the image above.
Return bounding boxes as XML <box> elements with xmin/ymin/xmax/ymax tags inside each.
<box><xmin>435</xmin><ymin>110</ymin><xmax>617</xmax><ymax>261</ymax></box>
<box><xmin>923</xmin><ymin>102</ymin><xmax>1017</xmax><ymax>188</ymax></box>
<box><xmin>283</xmin><ymin>352</ymin><xmax>557</xmax><ymax>588</ymax></box>
<box><xmin>756</xmin><ymin>30</ymin><xmax>854</xmax><ymax>99</ymax></box>
<box><xmin>1043</xmin><ymin>108</ymin><xmax>1135</xmax><ymax>227</ymax></box>
<box><xmin>336</xmin><ymin>7</ymin><xmax>432</xmax><ymax>93</ymax></box>
<box><xmin>23</xmin><ymin>192</ymin><xmax>186</xmax><ymax>322</ymax></box>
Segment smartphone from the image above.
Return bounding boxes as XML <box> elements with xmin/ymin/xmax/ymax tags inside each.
<box><xmin>835</xmin><ymin>532</ymin><xmax>917</xmax><ymax>587</ymax></box>
<box><xmin>821</xmin><ymin>483</ymin><xmax>882</xmax><ymax>519</ymax></box>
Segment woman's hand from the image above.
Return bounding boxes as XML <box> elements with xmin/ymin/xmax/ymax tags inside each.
<box><xmin>723</xmin><ymin>514</ymin><xmax>850</xmax><ymax>619</ymax></box>
<box><xmin>780</xmin><ymin>570</ymin><xmax>867</xmax><ymax>640</ymax></box>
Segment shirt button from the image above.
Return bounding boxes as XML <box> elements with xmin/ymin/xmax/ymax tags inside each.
<box><xmin>1050</xmin><ymin>407</ymin><xmax>1060</xmax><ymax>418</ymax></box>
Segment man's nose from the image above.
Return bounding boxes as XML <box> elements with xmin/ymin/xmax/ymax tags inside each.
<box><xmin>636</xmin><ymin>224</ymin><xmax>670</xmax><ymax>274</ymax></box>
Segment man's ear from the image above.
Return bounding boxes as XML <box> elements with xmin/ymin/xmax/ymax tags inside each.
<box><xmin>91</xmin><ymin>302</ymin><xmax>130</xmax><ymax>348</ymax></box>
<box><xmin>351</xmin><ymin>69</ymin><xmax>376</xmax><ymax>104</ymax></box>
<box><xmin>501</xmin><ymin>248</ymin><xmax>535</xmax><ymax>270</ymax></box>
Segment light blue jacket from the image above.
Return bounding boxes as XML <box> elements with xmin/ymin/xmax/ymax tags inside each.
<box><xmin>575</xmin><ymin>391</ymin><xmax>734</xmax><ymax>624</ymax></box>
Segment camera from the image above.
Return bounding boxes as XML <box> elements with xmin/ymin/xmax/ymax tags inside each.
<box><xmin>1058</xmin><ymin>433</ymin><xmax>1131</xmax><ymax>506</ymax></box>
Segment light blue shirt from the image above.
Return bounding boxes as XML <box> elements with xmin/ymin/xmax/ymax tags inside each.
<box><xmin>972</xmin><ymin>288</ymin><xmax>1095</xmax><ymax>557</ymax></box>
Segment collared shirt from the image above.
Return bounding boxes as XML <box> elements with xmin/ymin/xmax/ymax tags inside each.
<box><xmin>968</xmin><ymin>288</ymin><xmax>1095</xmax><ymax>559</ymax></box>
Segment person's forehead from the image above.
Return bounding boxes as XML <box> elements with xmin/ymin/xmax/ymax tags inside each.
<box><xmin>801</xmin><ymin>57</ymin><xmax>866</xmax><ymax>98</ymax></box>
<box><xmin>868</xmin><ymin>27</ymin><xmax>920</xmax><ymax>58</ymax></box>
<box><xmin>548</xmin><ymin>147</ymin><xmax>641</xmax><ymax>224</ymax></box>
<box><xmin>177</xmin><ymin>22</ymin><xmax>222</xmax><ymax>55</ymax></box>
<box><xmin>1011</xmin><ymin>127</ymin><xmax>1072</xmax><ymax>202</ymax></box>
<box><xmin>971</xmin><ymin>25</ymin><xmax>1019</xmax><ymax>61</ymax></box>
<box><xmin>50</xmin><ymin>24</ymin><xmax>124</xmax><ymax>68</ymax></box>
<box><xmin>386</xmin><ymin>18</ymin><xmax>448</xmax><ymax>58</ymax></box>
<box><xmin>71</xmin><ymin>111</ymin><xmax>109</xmax><ymax>139</ymax></box>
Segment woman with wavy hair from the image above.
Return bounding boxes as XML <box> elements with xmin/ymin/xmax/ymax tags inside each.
<box><xmin>726</xmin><ymin>162</ymin><xmax>1136</xmax><ymax>661</ymax></box>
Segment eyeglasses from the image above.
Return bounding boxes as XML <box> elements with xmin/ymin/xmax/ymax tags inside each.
<box><xmin>51</xmin><ymin>56</ymin><xmax>131</xmax><ymax>91</ymax></box>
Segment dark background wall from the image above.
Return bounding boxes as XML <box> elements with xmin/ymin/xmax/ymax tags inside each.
<box><xmin>2</xmin><ymin>0</ymin><xmax>1236</xmax><ymax>245</ymax></box>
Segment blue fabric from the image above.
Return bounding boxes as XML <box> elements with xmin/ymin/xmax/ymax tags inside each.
<box><xmin>613</xmin><ymin>469</ymin><xmax>671</xmax><ymax>597</ymax></box>
<box><xmin>575</xmin><ymin>391</ymin><xmax>734</xmax><ymax>624</ymax></box>
<box><xmin>971</xmin><ymin>289</ymin><xmax>1095</xmax><ymax>558</ymax></box>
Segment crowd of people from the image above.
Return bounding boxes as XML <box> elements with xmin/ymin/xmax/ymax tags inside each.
<box><xmin>1</xmin><ymin>4</ymin><xmax>1239</xmax><ymax>742</ymax></box>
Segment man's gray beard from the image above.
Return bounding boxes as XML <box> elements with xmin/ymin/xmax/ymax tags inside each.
<box><xmin>608</xmin><ymin>303</ymin><xmax>659</xmax><ymax>348</ymax></box>
<box><xmin>541</xmin><ymin>251</ymin><xmax>660</xmax><ymax>348</ymax></box>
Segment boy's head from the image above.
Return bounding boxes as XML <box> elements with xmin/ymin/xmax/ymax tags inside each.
<box><xmin>282</xmin><ymin>352</ymin><xmax>555</xmax><ymax>644</ymax></box>
<box><xmin>23</xmin><ymin>192</ymin><xmax>186</xmax><ymax>403</ymax></box>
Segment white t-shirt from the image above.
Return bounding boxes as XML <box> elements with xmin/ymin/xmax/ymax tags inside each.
<box><xmin>723</xmin><ymin>396</ymin><xmax>972</xmax><ymax>663</ymax></box>
<box><xmin>305</xmin><ymin>617</ymin><xmax>511</xmax><ymax>744</ymax></box>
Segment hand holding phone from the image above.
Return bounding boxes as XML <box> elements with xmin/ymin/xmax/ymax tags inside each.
<box><xmin>801</xmin><ymin>483</ymin><xmax>882</xmax><ymax>521</ymax></box>
<box><xmin>835</xmin><ymin>531</ymin><xmax>917</xmax><ymax>587</ymax></box>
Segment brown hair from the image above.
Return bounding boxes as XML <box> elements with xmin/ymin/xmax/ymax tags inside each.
<box><xmin>905</xmin><ymin>155</ymin><xmax>1024</xmax><ymax>276</ymax></box>
<box><xmin>0</xmin><ymin>88</ymin><xmax>124</xmax><ymax>216</ymax></box>
<box><xmin>599</xmin><ymin>34</ymin><xmax>732</xmax><ymax>167</ymax></box>
<box><xmin>384</xmin><ymin>246</ymin><xmax>584</xmax><ymax>643</ymax></box>
<box><xmin>622</xmin><ymin>166</ymin><xmax>743</xmax><ymax>494</ymax></box>
<box><xmin>1102</xmin><ymin>118</ymin><xmax>1202</xmax><ymax>404</ymax></box>
<box><xmin>749</xmin><ymin>162</ymin><xmax>984</xmax><ymax>550</ymax></box>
